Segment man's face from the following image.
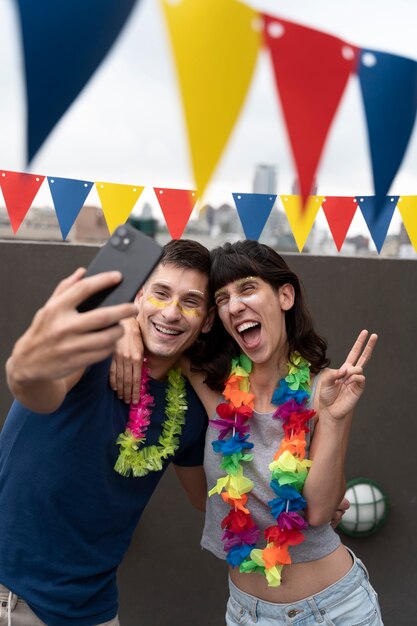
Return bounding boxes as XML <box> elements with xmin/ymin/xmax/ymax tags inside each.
<box><xmin>136</xmin><ymin>263</ymin><xmax>213</xmax><ymax>361</ymax></box>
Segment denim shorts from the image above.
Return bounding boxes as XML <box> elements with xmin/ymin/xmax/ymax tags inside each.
<box><xmin>226</xmin><ymin>551</ymin><xmax>383</xmax><ymax>626</ymax></box>
<box><xmin>0</xmin><ymin>584</ymin><xmax>120</xmax><ymax>626</ymax></box>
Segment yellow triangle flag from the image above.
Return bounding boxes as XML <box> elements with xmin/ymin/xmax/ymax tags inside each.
<box><xmin>397</xmin><ymin>196</ymin><xmax>417</xmax><ymax>251</ymax></box>
<box><xmin>95</xmin><ymin>182</ymin><xmax>144</xmax><ymax>234</ymax></box>
<box><xmin>280</xmin><ymin>195</ymin><xmax>323</xmax><ymax>251</ymax></box>
<box><xmin>161</xmin><ymin>0</ymin><xmax>261</xmax><ymax>197</ymax></box>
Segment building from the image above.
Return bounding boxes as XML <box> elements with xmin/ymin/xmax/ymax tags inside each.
<box><xmin>253</xmin><ymin>164</ymin><xmax>277</xmax><ymax>195</ymax></box>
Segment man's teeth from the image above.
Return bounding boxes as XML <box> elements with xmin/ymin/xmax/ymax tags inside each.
<box><xmin>154</xmin><ymin>323</ymin><xmax>180</xmax><ymax>336</ymax></box>
<box><xmin>237</xmin><ymin>321</ymin><xmax>259</xmax><ymax>333</ymax></box>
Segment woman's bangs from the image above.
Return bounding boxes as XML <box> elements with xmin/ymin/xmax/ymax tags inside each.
<box><xmin>210</xmin><ymin>252</ymin><xmax>260</xmax><ymax>293</ymax></box>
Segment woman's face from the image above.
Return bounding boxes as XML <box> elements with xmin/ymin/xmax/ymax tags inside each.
<box><xmin>214</xmin><ymin>275</ymin><xmax>294</xmax><ymax>365</ymax></box>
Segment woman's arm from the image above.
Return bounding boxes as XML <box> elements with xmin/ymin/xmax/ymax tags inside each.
<box><xmin>173</xmin><ymin>465</ymin><xmax>207</xmax><ymax>512</ymax></box>
<box><xmin>303</xmin><ymin>330</ymin><xmax>378</xmax><ymax>526</ymax></box>
<box><xmin>109</xmin><ymin>316</ymin><xmax>143</xmax><ymax>403</ymax></box>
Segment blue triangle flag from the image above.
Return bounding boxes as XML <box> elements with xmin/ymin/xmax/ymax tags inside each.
<box><xmin>48</xmin><ymin>177</ymin><xmax>93</xmax><ymax>240</ymax></box>
<box><xmin>16</xmin><ymin>0</ymin><xmax>139</xmax><ymax>162</ymax></box>
<box><xmin>232</xmin><ymin>193</ymin><xmax>276</xmax><ymax>240</ymax></box>
<box><xmin>358</xmin><ymin>49</ymin><xmax>417</xmax><ymax>213</ymax></box>
<box><xmin>356</xmin><ymin>195</ymin><xmax>398</xmax><ymax>253</ymax></box>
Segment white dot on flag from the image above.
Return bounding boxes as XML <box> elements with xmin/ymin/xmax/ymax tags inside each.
<box><xmin>252</xmin><ymin>17</ymin><xmax>263</xmax><ymax>32</ymax></box>
<box><xmin>342</xmin><ymin>46</ymin><xmax>355</xmax><ymax>61</ymax></box>
<box><xmin>267</xmin><ymin>22</ymin><xmax>285</xmax><ymax>39</ymax></box>
<box><xmin>362</xmin><ymin>52</ymin><xmax>377</xmax><ymax>67</ymax></box>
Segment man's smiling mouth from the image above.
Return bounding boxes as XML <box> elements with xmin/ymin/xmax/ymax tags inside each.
<box><xmin>153</xmin><ymin>322</ymin><xmax>182</xmax><ymax>336</ymax></box>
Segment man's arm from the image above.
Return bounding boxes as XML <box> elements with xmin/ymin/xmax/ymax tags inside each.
<box><xmin>173</xmin><ymin>465</ymin><xmax>207</xmax><ymax>512</ymax></box>
<box><xmin>6</xmin><ymin>268</ymin><xmax>138</xmax><ymax>413</ymax></box>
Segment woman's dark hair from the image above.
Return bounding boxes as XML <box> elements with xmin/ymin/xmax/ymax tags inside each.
<box><xmin>198</xmin><ymin>240</ymin><xmax>330</xmax><ymax>390</ymax></box>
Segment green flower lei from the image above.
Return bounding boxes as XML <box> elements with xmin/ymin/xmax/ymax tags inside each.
<box><xmin>114</xmin><ymin>368</ymin><xmax>187</xmax><ymax>478</ymax></box>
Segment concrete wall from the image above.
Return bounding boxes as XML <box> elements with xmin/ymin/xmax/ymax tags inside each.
<box><xmin>1</xmin><ymin>240</ymin><xmax>416</xmax><ymax>625</ymax></box>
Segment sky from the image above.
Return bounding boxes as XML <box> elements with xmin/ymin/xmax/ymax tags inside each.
<box><xmin>0</xmin><ymin>0</ymin><xmax>416</xmax><ymax>238</ymax></box>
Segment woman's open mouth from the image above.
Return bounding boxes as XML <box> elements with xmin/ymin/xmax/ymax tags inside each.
<box><xmin>236</xmin><ymin>321</ymin><xmax>261</xmax><ymax>349</ymax></box>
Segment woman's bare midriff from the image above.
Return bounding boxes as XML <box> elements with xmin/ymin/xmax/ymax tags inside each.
<box><xmin>229</xmin><ymin>544</ymin><xmax>353</xmax><ymax>604</ymax></box>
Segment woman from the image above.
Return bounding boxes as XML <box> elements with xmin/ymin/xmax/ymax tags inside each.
<box><xmin>186</xmin><ymin>240</ymin><xmax>382</xmax><ymax>626</ymax></box>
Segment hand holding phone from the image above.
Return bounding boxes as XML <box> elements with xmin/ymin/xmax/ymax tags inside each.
<box><xmin>77</xmin><ymin>224</ymin><xmax>163</xmax><ymax>313</ymax></box>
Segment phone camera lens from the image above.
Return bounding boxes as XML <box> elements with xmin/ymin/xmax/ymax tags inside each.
<box><xmin>111</xmin><ymin>235</ymin><xmax>121</xmax><ymax>247</ymax></box>
<box><xmin>117</xmin><ymin>226</ymin><xmax>128</xmax><ymax>237</ymax></box>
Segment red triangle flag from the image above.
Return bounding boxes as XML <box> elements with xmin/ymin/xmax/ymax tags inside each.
<box><xmin>0</xmin><ymin>170</ymin><xmax>45</xmax><ymax>233</ymax></box>
<box><xmin>153</xmin><ymin>188</ymin><xmax>198</xmax><ymax>239</ymax></box>
<box><xmin>321</xmin><ymin>196</ymin><xmax>358</xmax><ymax>251</ymax></box>
<box><xmin>263</xmin><ymin>16</ymin><xmax>359</xmax><ymax>207</ymax></box>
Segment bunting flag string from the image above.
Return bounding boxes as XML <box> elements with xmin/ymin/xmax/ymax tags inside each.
<box><xmin>0</xmin><ymin>169</ymin><xmax>416</xmax><ymax>253</ymax></box>
<box><xmin>161</xmin><ymin>3</ymin><xmax>417</xmax><ymax>215</ymax></box>
<box><xmin>12</xmin><ymin>2</ymin><xmax>417</xmax><ymax>220</ymax></box>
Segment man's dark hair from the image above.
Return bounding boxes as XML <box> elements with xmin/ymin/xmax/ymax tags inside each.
<box><xmin>160</xmin><ymin>239</ymin><xmax>211</xmax><ymax>289</ymax></box>
<box><xmin>200</xmin><ymin>240</ymin><xmax>330</xmax><ymax>389</ymax></box>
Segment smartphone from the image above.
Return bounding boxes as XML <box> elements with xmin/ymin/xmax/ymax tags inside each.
<box><xmin>77</xmin><ymin>224</ymin><xmax>163</xmax><ymax>312</ymax></box>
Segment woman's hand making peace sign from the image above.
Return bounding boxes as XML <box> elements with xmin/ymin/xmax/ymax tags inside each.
<box><xmin>318</xmin><ymin>330</ymin><xmax>378</xmax><ymax>422</ymax></box>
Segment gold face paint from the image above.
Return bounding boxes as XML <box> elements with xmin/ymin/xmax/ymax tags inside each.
<box><xmin>147</xmin><ymin>296</ymin><xmax>170</xmax><ymax>309</ymax></box>
<box><xmin>236</xmin><ymin>276</ymin><xmax>258</xmax><ymax>286</ymax></box>
<box><xmin>146</xmin><ymin>296</ymin><xmax>202</xmax><ymax>317</ymax></box>
<box><xmin>180</xmin><ymin>306</ymin><xmax>202</xmax><ymax>318</ymax></box>
<box><xmin>214</xmin><ymin>276</ymin><xmax>259</xmax><ymax>301</ymax></box>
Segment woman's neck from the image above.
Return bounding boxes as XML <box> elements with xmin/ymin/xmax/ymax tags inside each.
<box><xmin>249</xmin><ymin>356</ymin><xmax>288</xmax><ymax>413</ymax></box>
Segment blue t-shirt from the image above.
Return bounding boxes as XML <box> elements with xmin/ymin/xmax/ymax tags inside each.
<box><xmin>0</xmin><ymin>358</ymin><xmax>207</xmax><ymax>626</ymax></box>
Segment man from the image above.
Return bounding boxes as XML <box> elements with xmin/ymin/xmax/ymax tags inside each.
<box><xmin>0</xmin><ymin>239</ymin><xmax>215</xmax><ymax>626</ymax></box>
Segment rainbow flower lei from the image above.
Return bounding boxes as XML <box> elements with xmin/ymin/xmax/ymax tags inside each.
<box><xmin>208</xmin><ymin>352</ymin><xmax>315</xmax><ymax>587</ymax></box>
<box><xmin>114</xmin><ymin>360</ymin><xmax>187</xmax><ymax>478</ymax></box>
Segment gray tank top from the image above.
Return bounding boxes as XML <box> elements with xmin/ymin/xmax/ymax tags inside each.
<box><xmin>201</xmin><ymin>374</ymin><xmax>341</xmax><ymax>563</ymax></box>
